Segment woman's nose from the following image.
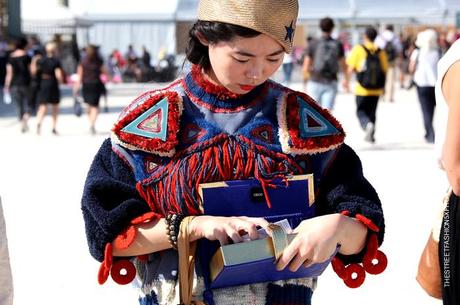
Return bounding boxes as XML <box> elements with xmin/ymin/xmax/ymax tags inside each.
<box><xmin>245</xmin><ymin>64</ymin><xmax>263</xmax><ymax>80</ymax></box>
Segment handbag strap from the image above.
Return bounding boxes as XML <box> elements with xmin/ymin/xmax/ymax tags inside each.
<box><xmin>178</xmin><ymin>216</ymin><xmax>205</xmax><ymax>305</ymax></box>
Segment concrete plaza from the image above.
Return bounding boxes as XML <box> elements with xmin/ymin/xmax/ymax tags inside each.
<box><xmin>0</xmin><ymin>81</ymin><xmax>443</xmax><ymax>305</ymax></box>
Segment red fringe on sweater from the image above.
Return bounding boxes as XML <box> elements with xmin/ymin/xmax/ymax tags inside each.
<box><xmin>136</xmin><ymin>134</ymin><xmax>302</xmax><ymax>215</ymax></box>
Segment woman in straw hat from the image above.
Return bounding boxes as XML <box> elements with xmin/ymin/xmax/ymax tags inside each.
<box><xmin>81</xmin><ymin>1</ymin><xmax>386</xmax><ymax>304</ymax></box>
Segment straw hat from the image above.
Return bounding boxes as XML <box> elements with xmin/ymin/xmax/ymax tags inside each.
<box><xmin>198</xmin><ymin>0</ymin><xmax>299</xmax><ymax>53</ymax></box>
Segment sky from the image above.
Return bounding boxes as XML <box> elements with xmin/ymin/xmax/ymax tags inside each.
<box><xmin>21</xmin><ymin>0</ymin><xmax>179</xmax><ymax>16</ymax></box>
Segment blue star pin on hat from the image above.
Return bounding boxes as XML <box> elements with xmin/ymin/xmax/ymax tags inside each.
<box><xmin>285</xmin><ymin>20</ymin><xmax>295</xmax><ymax>42</ymax></box>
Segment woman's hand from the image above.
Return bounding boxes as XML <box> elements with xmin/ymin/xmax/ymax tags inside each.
<box><xmin>276</xmin><ymin>214</ymin><xmax>367</xmax><ymax>272</ymax></box>
<box><xmin>188</xmin><ymin>216</ymin><xmax>269</xmax><ymax>245</ymax></box>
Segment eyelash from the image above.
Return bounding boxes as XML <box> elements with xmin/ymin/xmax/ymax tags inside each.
<box><xmin>234</xmin><ymin>58</ymin><xmax>249</xmax><ymax>63</ymax></box>
<box><xmin>233</xmin><ymin>58</ymin><xmax>280</xmax><ymax>63</ymax></box>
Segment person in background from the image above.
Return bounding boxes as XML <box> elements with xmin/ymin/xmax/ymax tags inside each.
<box><xmin>344</xmin><ymin>26</ymin><xmax>388</xmax><ymax>143</ymax></box>
<box><xmin>281</xmin><ymin>51</ymin><xmax>294</xmax><ymax>86</ymax></box>
<box><xmin>0</xmin><ymin>196</ymin><xmax>14</xmax><ymax>305</ymax></box>
<box><xmin>302</xmin><ymin>17</ymin><xmax>347</xmax><ymax>111</ymax></box>
<box><xmin>408</xmin><ymin>29</ymin><xmax>440</xmax><ymax>144</ymax></box>
<box><xmin>375</xmin><ymin>24</ymin><xmax>402</xmax><ymax>102</ymax></box>
<box><xmin>4</xmin><ymin>37</ymin><xmax>32</xmax><ymax>133</ymax></box>
<box><xmin>73</xmin><ymin>44</ymin><xmax>108</xmax><ymax>135</ymax></box>
<box><xmin>33</xmin><ymin>42</ymin><xmax>64</xmax><ymax>135</ymax></box>
<box><xmin>398</xmin><ymin>33</ymin><xmax>413</xmax><ymax>89</ymax></box>
<box><xmin>301</xmin><ymin>36</ymin><xmax>313</xmax><ymax>91</ymax></box>
<box><xmin>0</xmin><ymin>35</ymin><xmax>8</xmax><ymax>104</ymax></box>
<box><xmin>434</xmin><ymin>37</ymin><xmax>460</xmax><ymax>305</ymax></box>
<box><xmin>107</xmin><ymin>49</ymin><xmax>125</xmax><ymax>84</ymax></box>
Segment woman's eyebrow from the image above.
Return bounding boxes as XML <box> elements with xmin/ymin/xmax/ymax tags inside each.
<box><xmin>234</xmin><ymin>49</ymin><xmax>284</xmax><ymax>57</ymax></box>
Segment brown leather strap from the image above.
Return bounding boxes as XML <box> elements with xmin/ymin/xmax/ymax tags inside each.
<box><xmin>178</xmin><ymin>216</ymin><xmax>204</xmax><ymax>305</ymax></box>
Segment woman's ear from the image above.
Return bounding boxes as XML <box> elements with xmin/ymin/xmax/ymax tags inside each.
<box><xmin>195</xmin><ymin>32</ymin><xmax>209</xmax><ymax>46</ymax></box>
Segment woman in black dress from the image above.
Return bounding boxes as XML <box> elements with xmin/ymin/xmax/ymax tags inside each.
<box><xmin>73</xmin><ymin>45</ymin><xmax>108</xmax><ymax>135</ymax></box>
<box><xmin>4</xmin><ymin>37</ymin><xmax>31</xmax><ymax>132</ymax></box>
<box><xmin>33</xmin><ymin>42</ymin><xmax>64</xmax><ymax>135</ymax></box>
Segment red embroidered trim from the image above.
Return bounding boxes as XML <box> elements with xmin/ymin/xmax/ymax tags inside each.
<box><xmin>286</xmin><ymin>92</ymin><xmax>345</xmax><ymax>150</ymax></box>
<box><xmin>182</xmin><ymin>77</ymin><xmax>269</xmax><ymax>113</ymax></box>
<box><xmin>111</xmin><ymin>259</ymin><xmax>136</xmax><ymax>285</ymax></box>
<box><xmin>98</xmin><ymin>243</ymin><xmax>113</xmax><ymax>285</ymax></box>
<box><xmin>331</xmin><ymin>233</ymin><xmax>387</xmax><ymax>288</ymax></box>
<box><xmin>98</xmin><ymin>212</ymin><xmax>161</xmax><ymax>285</ymax></box>
<box><xmin>113</xmin><ymin>212</ymin><xmax>162</xmax><ymax>250</ymax></box>
<box><xmin>131</xmin><ymin>212</ymin><xmax>161</xmax><ymax>225</ymax></box>
<box><xmin>343</xmin><ymin>263</ymin><xmax>366</xmax><ymax>288</ymax></box>
<box><xmin>363</xmin><ymin>250</ymin><xmax>388</xmax><ymax>274</ymax></box>
<box><xmin>190</xmin><ymin>65</ymin><xmax>241</xmax><ymax>100</ymax></box>
<box><xmin>332</xmin><ymin>213</ymin><xmax>387</xmax><ymax>288</ymax></box>
<box><xmin>355</xmin><ymin>213</ymin><xmax>380</xmax><ymax>232</ymax></box>
<box><xmin>113</xmin><ymin>226</ymin><xmax>137</xmax><ymax>250</ymax></box>
<box><xmin>113</xmin><ymin>91</ymin><xmax>181</xmax><ymax>154</ymax></box>
<box><xmin>362</xmin><ymin>234</ymin><xmax>387</xmax><ymax>274</ymax></box>
<box><xmin>332</xmin><ymin>257</ymin><xmax>346</xmax><ymax>279</ymax></box>
<box><xmin>119</xmin><ymin>79</ymin><xmax>182</xmax><ymax>120</ymax></box>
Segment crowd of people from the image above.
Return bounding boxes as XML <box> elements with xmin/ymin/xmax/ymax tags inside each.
<box><xmin>291</xmin><ymin>21</ymin><xmax>460</xmax><ymax>144</ymax></box>
<box><xmin>0</xmin><ymin>36</ymin><xmax>179</xmax><ymax>135</ymax></box>
<box><xmin>0</xmin><ymin>23</ymin><xmax>459</xmax><ymax>143</ymax></box>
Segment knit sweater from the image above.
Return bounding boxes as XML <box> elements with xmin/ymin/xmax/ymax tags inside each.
<box><xmin>82</xmin><ymin>65</ymin><xmax>385</xmax><ymax>305</ymax></box>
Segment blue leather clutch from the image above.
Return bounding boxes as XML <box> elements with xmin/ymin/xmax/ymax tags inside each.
<box><xmin>198</xmin><ymin>174</ymin><xmax>315</xmax><ymax>225</ymax></box>
<box><xmin>197</xmin><ymin>174</ymin><xmax>334</xmax><ymax>289</ymax></box>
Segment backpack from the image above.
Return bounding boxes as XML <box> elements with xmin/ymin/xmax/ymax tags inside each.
<box><xmin>356</xmin><ymin>45</ymin><xmax>386</xmax><ymax>89</ymax></box>
<box><xmin>384</xmin><ymin>40</ymin><xmax>397</xmax><ymax>63</ymax></box>
<box><xmin>312</xmin><ymin>39</ymin><xmax>339</xmax><ymax>79</ymax></box>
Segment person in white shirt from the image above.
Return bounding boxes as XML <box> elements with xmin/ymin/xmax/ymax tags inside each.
<box><xmin>435</xmin><ymin>37</ymin><xmax>460</xmax><ymax>305</ymax></box>
<box><xmin>409</xmin><ymin>29</ymin><xmax>440</xmax><ymax>143</ymax></box>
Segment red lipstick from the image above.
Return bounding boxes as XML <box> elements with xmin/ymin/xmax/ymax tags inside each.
<box><xmin>240</xmin><ymin>85</ymin><xmax>256</xmax><ymax>91</ymax></box>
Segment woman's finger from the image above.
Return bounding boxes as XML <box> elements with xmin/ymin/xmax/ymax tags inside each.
<box><xmin>224</xmin><ymin>224</ymin><xmax>243</xmax><ymax>244</ymax></box>
<box><xmin>288</xmin><ymin>254</ymin><xmax>310</xmax><ymax>272</ymax></box>
<box><xmin>276</xmin><ymin>239</ymin><xmax>299</xmax><ymax>271</ymax></box>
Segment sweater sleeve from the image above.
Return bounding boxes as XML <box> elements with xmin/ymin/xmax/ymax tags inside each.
<box><xmin>81</xmin><ymin>138</ymin><xmax>151</xmax><ymax>262</ymax></box>
<box><xmin>316</xmin><ymin>144</ymin><xmax>385</xmax><ymax>263</ymax></box>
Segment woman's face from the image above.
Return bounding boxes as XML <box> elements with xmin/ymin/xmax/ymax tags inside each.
<box><xmin>204</xmin><ymin>33</ymin><xmax>285</xmax><ymax>94</ymax></box>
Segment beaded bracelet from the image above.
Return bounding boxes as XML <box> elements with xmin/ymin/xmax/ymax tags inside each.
<box><xmin>165</xmin><ymin>213</ymin><xmax>186</xmax><ymax>250</ymax></box>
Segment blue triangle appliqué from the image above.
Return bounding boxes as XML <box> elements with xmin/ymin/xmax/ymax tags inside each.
<box><xmin>298</xmin><ymin>97</ymin><xmax>339</xmax><ymax>138</ymax></box>
<box><xmin>122</xmin><ymin>97</ymin><xmax>169</xmax><ymax>141</ymax></box>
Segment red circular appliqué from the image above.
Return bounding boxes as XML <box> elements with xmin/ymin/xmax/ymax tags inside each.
<box><xmin>111</xmin><ymin>259</ymin><xmax>136</xmax><ymax>285</ymax></box>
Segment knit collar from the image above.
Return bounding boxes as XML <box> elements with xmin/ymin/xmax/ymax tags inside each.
<box><xmin>183</xmin><ymin>65</ymin><xmax>267</xmax><ymax>112</ymax></box>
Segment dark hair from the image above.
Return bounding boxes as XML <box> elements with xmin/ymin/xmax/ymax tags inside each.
<box><xmin>364</xmin><ymin>26</ymin><xmax>378</xmax><ymax>41</ymax></box>
<box><xmin>385</xmin><ymin>24</ymin><xmax>394</xmax><ymax>32</ymax></box>
<box><xmin>186</xmin><ymin>20</ymin><xmax>260</xmax><ymax>70</ymax></box>
<box><xmin>319</xmin><ymin>17</ymin><xmax>335</xmax><ymax>33</ymax></box>
<box><xmin>14</xmin><ymin>37</ymin><xmax>28</xmax><ymax>50</ymax></box>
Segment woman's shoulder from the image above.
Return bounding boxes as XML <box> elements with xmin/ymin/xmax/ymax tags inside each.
<box><xmin>277</xmin><ymin>88</ymin><xmax>346</xmax><ymax>155</ymax></box>
<box><xmin>438</xmin><ymin>40</ymin><xmax>460</xmax><ymax>75</ymax></box>
<box><xmin>111</xmin><ymin>78</ymin><xmax>185</xmax><ymax>157</ymax></box>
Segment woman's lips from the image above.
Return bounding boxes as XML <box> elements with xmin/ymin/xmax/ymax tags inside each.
<box><xmin>240</xmin><ymin>85</ymin><xmax>256</xmax><ymax>91</ymax></box>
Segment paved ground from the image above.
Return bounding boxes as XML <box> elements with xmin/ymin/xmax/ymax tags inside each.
<box><xmin>0</xmin><ymin>80</ymin><xmax>444</xmax><ymax>305</ymax></box>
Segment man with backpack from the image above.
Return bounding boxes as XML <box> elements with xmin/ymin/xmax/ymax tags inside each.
<box><xmin>344</xmin><ymin>26</ymin><xmax>389</xmax><ymax>143</ymax></box>
<box><xmin>376</xmin><ymin>24</ymin><xmax>402</xmax><ymax>102</ymax></box>
<box><xmin>302</xmin><ymin>17</ymin><xmax>347</xmax><ymax>111</ymax></box>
